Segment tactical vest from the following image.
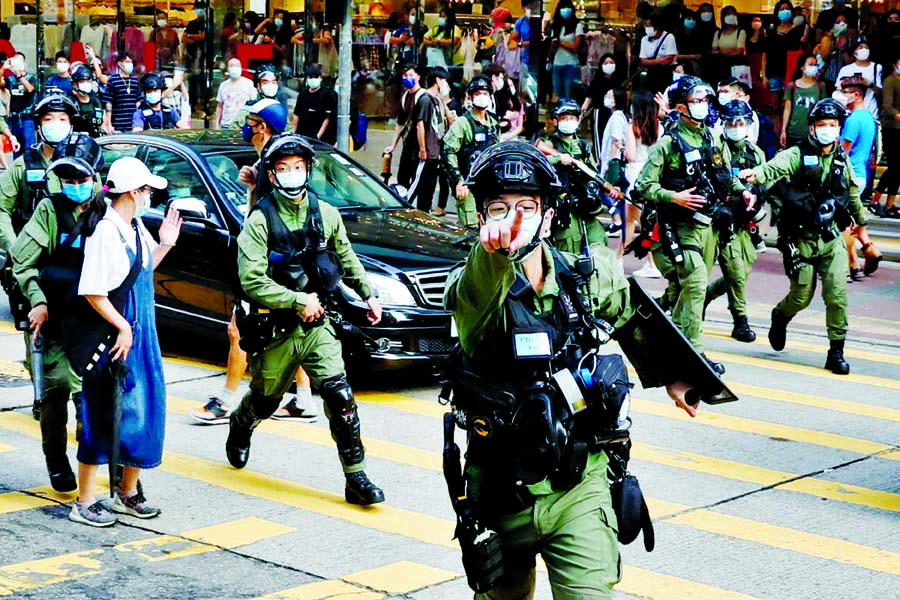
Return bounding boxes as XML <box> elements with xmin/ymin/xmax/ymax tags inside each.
<box><xmin>14</xmin><ymin>146</ymin><xmax>51</xmax><ymax>233</ymax></box>
<box><xmin>659</xmin><ymin>127</ymin><xmax>733</xmax><ymax>223</ymax></box>
<box><xmin>251</xmin><ymin>191</ymin><xmax>343</xmax><ymax>307</ymax></box>
<box><xmin>73</xmin><ymin>94</ymin><xmax>104</xmax><ymax>136</ymax></box>
<box><xmin>459</xmin><ymin>112</ymin><xmax>500</xmax><ymax>177</ymax></box>
<box><xmin>775</xmin><ymin>139</ymin><xmax>850</xmax><ymax>237</ymax></box>
<box><xmin>136</xmin><ymin>102</ymin><xmax>178</xmax><ymax>130</ymax></box>
<box><xmin>35</xmin><ymin>195</ymin><xmax>85</xmax><ymax>338</ymax></box>
<box><xmin>547</xmin><ymin>132</ymin><xmax>591</xmax><ymax>163</ymax></box>
<box><xmin>724</xmin><ymin>138</ymin><xmax>767</xmax><ymax>224</ymax></box>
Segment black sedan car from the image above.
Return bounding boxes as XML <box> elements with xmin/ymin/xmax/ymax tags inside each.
<box><xmin>97</xmin><ymin>131</ymin><xmax>472</xmax><ymax>369</ymax></box>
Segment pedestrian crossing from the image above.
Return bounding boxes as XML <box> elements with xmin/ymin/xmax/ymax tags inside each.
<box><xmin>0</xmin><ymin>342</ymin><xmax>898</xmax><ymax>598</ymax></box>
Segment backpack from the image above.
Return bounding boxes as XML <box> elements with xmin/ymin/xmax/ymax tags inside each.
<box><xmin>756</xmin><ymin>112</ymin><xmax>778</xmax><ymax>160</ymax></box>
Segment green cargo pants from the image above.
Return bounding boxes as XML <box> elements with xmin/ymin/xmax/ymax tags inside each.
<box><xmin>706</xmin><ymin>228</ymin><xmax>758</xmax><ymax>317</ymax></box>
<box><xmin>774</xmin><ymin>235</ymin><xmax>849</xmax><ymax>341</ymax></box>
<box><xmin>24</xmin><ymin>333</ymin><xmax>81</xmax><ymax>465</ymax></box>
<box><xmin>458</xmin><ymin>191</ymin><xmax>479</xmax><ymax>229</ymax></box>
<box><xmin>476</xmin><ymin>459</ymin><xmax>621</xmax><ymax>600</ymax></box>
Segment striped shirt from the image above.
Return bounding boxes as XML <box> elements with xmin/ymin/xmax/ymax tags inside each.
<box><xmin>101</xmin><ymin>74</ymin><xmax>142</xmax><ymax>132</ymax></box>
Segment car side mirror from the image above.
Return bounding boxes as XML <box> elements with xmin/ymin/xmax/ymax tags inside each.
<box><xmin>390</xmin><ymin>183</ymin><xmax>408</xmax><ymax>200</ymax></box>
<box><xmin>168</xmin><ymin>197</ymin><xmax>210</xmax><ymax>221</ymax></box>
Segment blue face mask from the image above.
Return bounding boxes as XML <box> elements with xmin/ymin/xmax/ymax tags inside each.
<box><xmin>242</xmin><ymin>123</ymin><xmax>256</xmax><ymax>143</ymax></box>
<box><xmin>684</xmin><ymin>19</ymin><xmax>696</xmax><ymax>30</ymax></box>
<box><xmin>402</xmin><ymin>76</ymin><xmax>417</xmax><ymax>88</ymax></box>
<box><xmin>560</xmin><ymin>8</ymin><xmax>573</xmax><ymax>19</ymax></box>
<box><xmin>61</xmin><ymin>181</ymin><xmax>93</xmax><ymax>204</ymax></box>
<box><xmin>778</xmin><ymin>9</ymin><xmax>792</xmax><ymax>22</ymax></box>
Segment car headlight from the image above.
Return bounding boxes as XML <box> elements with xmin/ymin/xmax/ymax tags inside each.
<box><xmin>341</xmin><ymin>273</ymin><xmax>417</xmax><ymax>306</ymax></box>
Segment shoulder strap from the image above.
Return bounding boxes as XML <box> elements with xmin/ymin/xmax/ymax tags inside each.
<box><xmin>108</xmin><ymin>222</ymin><xmax>143</xmax><ymax>306</ymax></box>
<box><xmin>48</xmin><ymin>195</ymin><xmax>82</xmax><ymax>251</ymax></box>
<box><xmin>305</xmin><ymin>190</ymin><xmax>327</xmax><ymax>251</ymax></box>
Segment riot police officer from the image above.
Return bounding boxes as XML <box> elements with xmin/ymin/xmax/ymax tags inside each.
<box><xmin>538</xmin><ymin>100</ymin><xmax>623</xmax><ymax>255</ymax></box>
<box><xmin>635</xmin><ymin>75</ymin><xmax>755</xmax><ymax>373</ymax></box>
<box><xmin>226</xmin><ymin>134</ymin><xmax>385</xmax><ymax>505</ymax></box>
<box><xmin>443</xmin><ymin>142</ymin><xmax>699</xmax><ymax>598</ymax></box>
<box><xmin>69</xmin><ymin>65</ymin><xmax>104</xmax><ymax>137</ymax></box>
<box><xmin>705</xmin><ymin>100</ymin><xmax>767</xmax><ymax>343</ymax></box>
<box><xmin>132</xmin><ymin>73</ymin><xmax>180</xmax><ymax>132</ymax></box>
<box><xmin>10</xmin><ymin>132</ymin><xmax>102</xmax><ymax>491</ymax></box>
<box><xmin>442</xmin><ymin>76</ymin><xmax>500</xmax><ymax>229</ymax></box>
<box><xmin>740</xmin><ymin>99</ymin><xmax>866</xmax><ymax>374</ymax></box>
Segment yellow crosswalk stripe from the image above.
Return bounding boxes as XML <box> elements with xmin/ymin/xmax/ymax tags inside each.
<box><xmin>0</xmin><ymin>321</ymin><xmax>17</xmax><ymax>335</ymax></box>
<box><xmin>0</xmin><ymin>442</ymin><xmax>14</xmax><ymax>453</ymax></box>
<box><xmin>0</xmin><ymin>517</ymin><xmax>295</xmax><ymax>596</ymax></box>
<box><xmin>0</xmin><ymin>487</ymin><xmax>65</xmax><ymax>515</ymax></box>
<box><xmin>0</xmin><ymin>359</ymin><xmax>28</xmax><ymax>382</ymax></box>
<box><xmin>703</xmin><ymin>328</ymin><xmax>900</xmax><ymax>366</ymax></box>
<box><xmin>631</xmin><ymin>398</ymin><xmax>900</xmax><ymax>460</ymax></box>
<box><xmin>621</xmin><ymin>566</ymin><xmax>761</xmax><ymax>600</ymax></box>
<box><xmin>342</xmin><ymin>561</ymin><xmax>458</xmax><ymax>594</ymax></box>
<box><xmin>728</xmin><ymin>381</ymin><xmax>900</xmax><ymax>423</ymax></box>
<box><xmin>707</xmin><ymin>350</ymin><xmax>900</xmax><ymax>391</ymax></box>
<box><xmin>255</xmin><ymin>580</ymin><xmax>383</xmax><ymax>600</ymax></box>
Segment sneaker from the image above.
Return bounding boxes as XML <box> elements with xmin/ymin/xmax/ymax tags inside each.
<box><xmin>867</xmin><ymin>202</ymin><xmax>885</xmax><ymax>217</ymax></box>
<box><xmin>112</xmin><ymin>490</ymin><xmax>161</xmax><ymax>519</ymax></box>
<box><xmin>272</xmin><ymin>395</ymin><xmax>318</xmax><ymax>422</ymax></box>
<box><xmin>633</xmin><ymin>263</ymin><xmax>662</xmax><ymax>278</ymax></box>
<box><xmin>69</xmin><ymin>500</ymin><xmax>117</xmax><ymax>527</ymax></box>
<box><xmin>190</xmin><ymin>397</ymin><xmax>231</xmax><ymax>425</ymax></box>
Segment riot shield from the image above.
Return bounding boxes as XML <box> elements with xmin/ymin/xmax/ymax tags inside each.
<box><xmin>627</xmin><ymin>277</ymin><xmax>738</xmax><ymax>406</ymax></box>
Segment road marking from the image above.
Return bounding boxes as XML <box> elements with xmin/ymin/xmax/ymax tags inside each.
<box><xmin>728</xmin><ymin>381</ymin><xmax>900</xmax><ymax>423</ymax></box>
<box><xmin>621</xmin><ymin>566</ymin><xmax>761</xmax><ymax>600</ymax></box>
<box><xmin>647</xmin><ymin>499</ymin><xmax>900</xmax><ymax>577</ymax></box>
<box><xmin>707</xmin><ymin>351</ymin><xmax>900</xmax><ymax>391</ymax></box>
<box><xmin>0</xmin><ymin>442</ymin><xmax>14</xmax><ymax>453</ymax></box>
<box><xmin>635</xmin><ymin>443</ymin><xmax>900</xmax><ymax>513</ymax></box>
<box><xmin>254</xmin><ymin>581</ymin><xmax>383</xmax><ymax>600</ymax></box>
<box><xmin>703</xmin><ymin>328</ymin><xmax>900</xmax><ymax>366</ymax></box>
<box><xmin>0</xmin><ymin>517</ymin><xmax>294</xmax><ymax>596</ymax></box>
<box><xmin>0</xmin><ymin>321</ymin><xmax>16</xmax><ymax>335</ymax></box>
<box><xmin>0</xmin><ymin>490</ymin><xmax>56</xmax><ymax>515</ymax></box>
<box><xmin>342</xmin><ymin>560</ymin><xmax>457</xmax><ymax>594</ymax></box>
<box><xmin>0</xmin><ymin>358</ymin><xmax>28</xmax><ymax>382</ymax></box>
<box><xmin>631</xmin><ymin>398</ymin><xmax>900</xmax><ymax>459</ymax></box>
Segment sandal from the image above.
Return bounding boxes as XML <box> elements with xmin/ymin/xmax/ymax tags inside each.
<box><xmin>849</xmin><ymin>268</ymin><xmax>864</xmax><ymax>282</ymax></box>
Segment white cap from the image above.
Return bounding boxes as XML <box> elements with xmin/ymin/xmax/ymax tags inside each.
<box><xmin>105</xmin><ymin>156</ymin><xmax>168</xmax><ymax>194</ymax></box>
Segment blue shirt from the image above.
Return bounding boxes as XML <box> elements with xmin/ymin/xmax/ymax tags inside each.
<box><xmin>842</xmin><ymin>108</ymin><xmax>876</xmax><ymax>186</ymax></box>
<box><xmin>515</xmin><ymin>17</ymin><xmax>531</xmax><ymax>66</ymax></box>
<box><xmin>45</xmin><ymin>75</ymin><xmax>73</xmax><ymax>95</ymax></box>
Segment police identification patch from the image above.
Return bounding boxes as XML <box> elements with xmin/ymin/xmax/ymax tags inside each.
<box><xmin>803</xmin><ymin>155</ymin><xmax>819</xmax><ymax>167</ymax></box>
<box><xmin>684</xmin><ymin>149</ymin><xmax>702</xmax><ymax>163</ymax></box>
<box><xmin>472</xmin><ymin>416</ymin><xmax>493</xmax><ymax>438</ymax></box>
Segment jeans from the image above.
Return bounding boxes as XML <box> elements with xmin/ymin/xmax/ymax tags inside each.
<box><xmin>876</xmin><ymin>128</ymin><xmax>900</xmax><ymax>195</ymax></box>
<box><xmin>552</xmin><ymin>64</ymin><xmax>581</xmax><ymax>101</ymax></box>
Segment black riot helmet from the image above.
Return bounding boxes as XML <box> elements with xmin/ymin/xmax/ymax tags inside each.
<box><xmin>553</xmin><ymin>100</ymin><xmax>581</xmax><ymax>119</ymax></box>
<box><xmin>808</xmin><ymin>98</ymin><xmax>847</xmax><ymax>126</ymax></box>
<box><xmin>467</xmin><ymin>76</ymin><xmax>492</xmax><ymax>95</ymax></box>
<box><xmin>141</xmin><ymin>72</ymin><xmax>165</xmax><ymax>91</ymax></box>
<box><xmin>33</xmin><ymin>93</ymin><xmax>78</xmax><ymax>123</ymax></box>
<box><xmin>48</xmin><ymin>132</ymin><xmax>103</xmax><ymax>180</ymax></box>
<box><xmin>667</xmin><ymin>75</ymin><xmax>714</xmax><ymax>109</ymax></box>
<box><xmin>71</xmin><ymin>64</ymin><xmax>93</xmax><ymax>82</ymax></box>
<box><xmin>466</xmin><ymin>141</ymin><xmax>561</xmax><ymax>205</ymax></box>
<box><xmin>261</xmin><ymin>134</ymin><xmax>316</xmax><ymax>198</ymax></box>
<box><xmin>720</xmin><ymin>99</ymin><xmax>754</xmax><ymax>123</ymax></box>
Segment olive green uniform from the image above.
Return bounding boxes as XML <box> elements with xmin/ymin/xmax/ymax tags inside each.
<box><xmin>705</xmin><ymin>139</ymin><xmax>767</xmax><ymax>318</ymax></box>
<box><xmin>635</xmin><ymin>118</ymin><xmax>749</xmax><ymax>351</ymax></box>
<box><xmin>445</xmin><ymin>242</ymin><xmax>666</xmax><ymax>599</ymax></box>
<box><xmin>443</xmin><ymin>111</ymin><xmax>500</xmax><ymax>229</ymax></box>
<box><xmin>748</xmin><ymin>143</ymin><xmax>866</xmax><ymax>341</ymax></box>
<box><xmin>234</xmin><ymin>190</ymin><xmax>374</xmax><ymax>473</ymax></box>
<box><xmin>0</xmin><ymin>150</ymin><xmax>60</xmax><ymax>252</ymax></box>
<box><xmin>11</xmin><ymin>196</ymin><xmax>82</xmax><ymax>471</ymax></box>
<box><xmin>543</xmin><ymin>132</ymin><xmax>609</xmax><ymax>253</ymax></box>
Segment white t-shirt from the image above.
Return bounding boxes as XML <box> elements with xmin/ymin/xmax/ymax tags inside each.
<box><xmin>600</xmin><ymin>110</ymin><xmax>629</xmax><ymax>176</ymax></box>
<box><xmin>837</xmin><ymin>62</ymin><xmax>883</xmax><ymax>118</ymax></box>
<box><xmin>216</xmin><ymin>76</ymin><xmax>258</xmax><ymax>128</ymax></box>
<box><xmin>639</xmin><ymin>32</ymin><xmax>677</xmax><ymax>61</ymax></box>
<box><xmin>79</xmin><ymin>205</ymin><xmax>157</xmax><ymax>297</ymax></box>
<box><xmin>553</xmin><ymin>23</ymin><xmax>584</xmax><ymax>66</ymax></box>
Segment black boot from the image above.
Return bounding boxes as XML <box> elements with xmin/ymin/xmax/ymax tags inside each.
<box><xmin>731</xmin><ymin>314</ymin><xmax>756</xmax><ymax>343</ymax></box>
<box><xmin>225</xmin><ymin>392</ymin><xmax>278</xmax><ymax>469</ymax></box>
<box><xmin>825</xmin><ymin>339</ymin><xmax>850</xmax><ymax>375</ymax></box>
<box><xmin>768</xmin><ymin>308</ymin><xmax>790</xmax><ymax>351</ymax></box>
<box><xmin>32</xmin><ymin>402</ymin><xmax>41</xmax><ymax>422</ymax></box>
<box><xmin>47</xmin><ymin>457</ymin><xmax>76</xmax><ymax>493</ymax></box>
<box><xmin>345</xmin><ymin>471</ymin><xmax>385</xmax><ymax>506</ymax></box>
<box><xmin>701</xmin><ymin>353</ymin><xmax>726</xmax><ymax>375</ymax></box>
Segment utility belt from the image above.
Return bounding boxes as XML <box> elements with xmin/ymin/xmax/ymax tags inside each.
<box><xmin>1</xmin><ymin>258</ymin><xmax>30</xmax><ymax>331</ymax></box>
<box><xmin>235</xmin><ymin>304</ymin><xmax>312</xmax><ymax>355</ymax></box>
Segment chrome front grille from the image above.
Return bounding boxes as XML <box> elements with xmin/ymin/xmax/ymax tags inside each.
<box><xmin>408</xmin><ymin>268</ymin><xmax>451</xmax><ymax>308</ymax></box>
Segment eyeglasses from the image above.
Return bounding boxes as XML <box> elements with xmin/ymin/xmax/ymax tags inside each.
<box><xmin>687</xmin><ymin>99</ymin><xmax>709</xmax><ymax>105</ymax></box>
<box><xmin>245</xmin><ymin>118</ymin><xmax>263</xmax><ymax>128</ymax></box>
<box><xmin>485</xmin><ymin>199</ymin><xmax>539</xmax><ymax>220</ymax></box>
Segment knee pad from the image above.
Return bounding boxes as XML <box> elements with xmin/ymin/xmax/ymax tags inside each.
<box><xmin>320</xmin><ymin>375</ymin><xmax>355</xmax><ymax>413</ymax></box>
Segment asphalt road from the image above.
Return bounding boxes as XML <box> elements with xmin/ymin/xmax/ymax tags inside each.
<box><xmin>1</xmin><ymin>248</ymin><xmax>898</xmax><ymax>599</ymax></box>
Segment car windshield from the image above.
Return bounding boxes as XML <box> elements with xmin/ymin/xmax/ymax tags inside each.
<box><xmin>205</xmin><ymin>148</ymin><xmax>406</xmax><ymax>216</ymax></box>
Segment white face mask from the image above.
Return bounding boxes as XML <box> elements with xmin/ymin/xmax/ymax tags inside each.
<box><xmin>228</xmin><ymin>66</ymin><xmax>243</xmax><ymax>79</ymax></box>
<box><xmin>832</xmin><ymin>90</ymin><xmax>849</xmax><ymax>107</ymax></box>
<box><xmin>439</xmin><ymin>79</ymin><xmax>450</xmax><ymax>97</ymax></box>
<box><xmin>409</xmin><ymin>15</ymin><xmax>416</xmax><ymax>25</ymax></box>
<box><xmin>700</xmin><ymin>12</ymin><xmax>714</xmax><ymax>22</ymax></box>
<box><xmin>645</xmin><ymin>26</ymin><xmax>656</xmax><ymax>37</ymax></box>
<box><xmin>77</xmin><ymin>81</ymin><xmax>93</xmax><ymax>94</ymax></box>
<box><xmin>307</xmin><ymin>77</ymin><xmax>322</xmax><ymax>90</ymax></box>
<box><xmin>494</xmin><ymin>78</ymin><xmax>505</xmax><ymax>91</ymax></box>
<box><xmin>725</xmin><ymin>126</ymin><xmax>748</xmax><ymax>141</ymax></box>
<box><xmin>157</xmin><ymin>19</ymin><xmax>167</xmax><ymax>28</ymax></box>
<box><xmin>164</xmin><ymin>78</ymin><xmax>175</xmax><ymax>89</ymax></box>
<box><xmin>815</xmin><ymin>125</ymin><xmax>841</xmax><ymax>145</ymax></box>
<box><xmin>718</xmin><ymin>92</ymin><xmax>733</xmax><ymax>105</ymax></box>
<box><xmin>57</xmin><ymin>62</ymin><xmax>69</xmax><ymax>75</ymax></box>
<box><xmin>261</xmin><ymin>83</ymin><xmax>278</xmax><ymax>97</ymax></box>
<box><xmin>492</xmin><ymin>211</ymin><xmax>543</xmax><ymax>242</ymax></box>
<box><xmin>823</xmin><ymin>1</ymin><xmax>834</xmax><ymax>9</ymax></box>
<box><xmin>10</xmin><ymin>59</ymin><xmax>24</xmax><ymax>71</ymax></box>
<box><xmin>688</xmin><ymin>101</ymin><xmax>710</xmax><ymax>121</ymax></box>
<box><xmin>121</xmin><ymin>62</ymin><xmax>134</xmax><ymax>75</ymax></box>
<box><xmin>146</xmin><ymin>91</ymin><xmax>162</xmax><ymax>105</ymax></box>
<box><xmin>275</xmin><ymin>171</ymin><xmax>308</xmax><ymax>198</ymax></box>
<box><xmin>804</xmin><ymin>65</ymin><xmax>819</xmax><ymax>78</ymax></box>
<box><xmin>558</xmin><ymin>120</ymin><xmax>579</xmax><ymax>135</ymax></box>
<box><xmin>41</xmin><ymin>121</ymin><xmax>71</xmax><ymax>144</ymax></box>
<box><xmin>603</xmin><ymin>95</ymin><xmax>616</xmax><ymax>109</ymax></box>
<box><xmin>601</xmin><ymin>63</ymin><xmax>616</xmax><ymax>75</ymax></box>
<box><xmin>724</xmin><ymin>15</ymin><xmax>738</xmax><ymax>26</ymax></box>
<box><xmin>472</xmin><ymin>94</ymin><xmax>491</xmax><ymax>109</ymax></box>
<box><xmin>855</xmin><ymin>48</ymin><xmax>870</xmax><ymax>61</ymax></box>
